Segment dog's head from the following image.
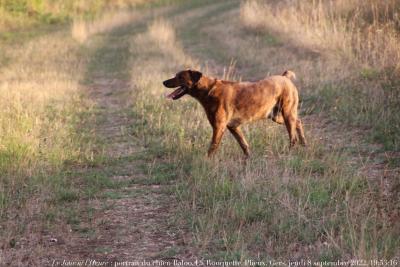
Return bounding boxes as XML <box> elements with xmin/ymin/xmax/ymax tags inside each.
<box><xmin>163</xmin><ymin>70</ymin><xmax>202</xmax><ymax>100</ymax></box>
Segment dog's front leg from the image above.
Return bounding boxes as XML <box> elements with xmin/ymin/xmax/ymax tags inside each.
<box><xmin>227</xmin><ymin>126</ymin><xmax>250</xmax><ymax>158</ymax></box>
<box><xmin>208</xmin><ymin>123</ymin><xmax>226</xmax><ymax>157</ymax></box>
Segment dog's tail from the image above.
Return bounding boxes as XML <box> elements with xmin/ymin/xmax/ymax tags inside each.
<box><xmin>282</xmin><ymin>70</ymin><xmax>296</xmax><ymax>80</ymax></box>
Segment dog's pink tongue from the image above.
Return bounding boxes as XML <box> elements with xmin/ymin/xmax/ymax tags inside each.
<box><xmin>166</xmin><ymin>92</ymin><xmax>174</xmax><ymax>99</ymax></box>
<box><xmin>166</xmin><ymin>88</ymin><xmax>183</xmax><ymax>99</ymax></box>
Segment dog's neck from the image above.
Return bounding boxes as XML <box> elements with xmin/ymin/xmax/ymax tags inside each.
<box><xmin>188</xmin><ymin>75</ymin><xmax>217</xmax><ymax>103</ymax></box>
<box><xmin>198</xmin><ymin>75</ymin><xmax>217</xmax><ymax>89</ymax></box>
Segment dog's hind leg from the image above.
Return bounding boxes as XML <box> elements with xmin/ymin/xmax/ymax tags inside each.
<box><xmin>276</xmin><ymin>110</ymin><xmax>306</xmax><ymax>147</ymax></box>
<box><xmin>296</xmin><ymin>119</ymin><xmax>306</xmax><ymax>146</ymax></box>
<box><xmin>282</xmin><ymin>102</ymin><xmax>299</xmax><ymax>148</ymax></box>
<box><xmin>269</xmin><ymin>102</ymin><xmax>285</xmax><ymax>124</ymax></box>
<box><xmin>228</xmin><ymin>126</ymin><xmax>250</xmax><ymax>157</ymax></box>
<box><xmin>284</xmin><ymin>116</ymin><xmax>298</xmax><ymax>148</ymax></box>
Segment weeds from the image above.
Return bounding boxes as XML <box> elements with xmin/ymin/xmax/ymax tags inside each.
<box><xmin>240</xmin><ymin>0</ymin><xmax>400</xmax><ymax>69</ymax></box>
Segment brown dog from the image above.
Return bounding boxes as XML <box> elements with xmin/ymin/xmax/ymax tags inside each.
<box><xmin>163</xmin><ymin>69</ymin><xmax>306</xmax><ymax>157</ymax></box>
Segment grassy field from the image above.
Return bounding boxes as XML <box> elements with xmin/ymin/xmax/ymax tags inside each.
<box><xmin>0</xmin><ymin>0</ymin><xmax>399</xmax><ymax>265</ymax></box>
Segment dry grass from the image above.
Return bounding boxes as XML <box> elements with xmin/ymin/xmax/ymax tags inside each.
<box><xmin>131</xmin><ymin>18</ymin><xmax>198</xmax><ymax>94</ymax></box>
<box><xmin>240</xmin><ymin>0</ymin><xmax>400</xmax><ymax>69</ymax></box>
<box><xmin>0</xmin><ymin>32</ymin><xmax>89</xmax><ymax>181</ymax></box>
<box><xmin>0</xmin><ymin>29</ymin><xmax>96</xmax><ymax>254</ymax></box>
<box><xmin>71</xmin><ymin>10</ymin><xmax>137</xmax><ymax>43</ymax></box>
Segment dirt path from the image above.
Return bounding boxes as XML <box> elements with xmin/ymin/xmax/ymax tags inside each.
<box><xmin>60</xmin><ymin>72</ymin><xmax>195</xmax><ymax>262</ymax></box>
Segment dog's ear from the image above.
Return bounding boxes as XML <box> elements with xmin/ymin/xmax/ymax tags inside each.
<box><xmin>189</xmin><ymin>70</ymin><xmax>202</xmax><ymax>84</ymax></box>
